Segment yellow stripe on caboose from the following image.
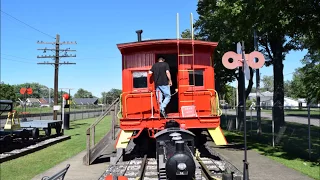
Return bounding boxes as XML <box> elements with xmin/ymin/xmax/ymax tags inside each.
<box><xmin>116</xmin><ymin>130</ymin><xmax>134</xmax><ymax>149</ymax></box>
<box><xmin>208</xmin><ymin>126</ymin><xmax>228</xmax><ymax>145</ymax></box>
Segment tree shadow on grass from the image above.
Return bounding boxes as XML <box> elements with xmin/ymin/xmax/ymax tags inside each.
<box><xmin>286</xmin><ymin>113</ymin><xmax>320</xmax><ymax>119</ymax></box>
<box><xmin>69</xmin><ymin>123</ymin><xmax>91</xmax><ymax>129</ymax></box>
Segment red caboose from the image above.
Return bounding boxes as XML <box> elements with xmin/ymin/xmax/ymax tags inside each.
<box><xmin>115</xmin><ymin>30</ymin><xmax>227</xmax><ymax>149</ymax></box>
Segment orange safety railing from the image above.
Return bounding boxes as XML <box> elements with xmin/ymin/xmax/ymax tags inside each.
<box><xmin>120</xmin><ymin>88</ymin><xmax>222</xmax><ymax>119</ymax></box>
<box><xmin>183</xmin><ymin>89</ymin><xmax>222</xmax><ymax>116</ymax></box>
<box><xmin>123</xmin><ymin>91</ymin><xmax>155</xmax><ymax>118</ymax></box>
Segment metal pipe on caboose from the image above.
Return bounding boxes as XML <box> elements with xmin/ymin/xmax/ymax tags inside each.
<box><xmin>135</xmin><ymin>30</ymin><xmax>143</xmax><ymax>42</ymax></box>
<box><xmin>150</xmin><ymin>92</ymin><xmax>154</xmax><ymax>118</ymax></box>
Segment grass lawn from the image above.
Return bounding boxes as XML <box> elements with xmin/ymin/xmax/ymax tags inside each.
<box><xmin>221</xmin><ymin>116</ymin><xmax>320</xmax><ymax>180</ymax></box>
<box><xmin>0</xmin><ymin>116</ymin><xmax>111</xmax><ymax>180</ymax></box>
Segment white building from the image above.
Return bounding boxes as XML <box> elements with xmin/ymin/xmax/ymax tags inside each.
<box><xmin>248</xmin><ymin>91</ymin><xmax>315</xmax><ymax>109</ymax></box>
<box><xmin>248</xmin><ymin>91</ymin><xmax>273</xmax><ymax>108</ymax></box>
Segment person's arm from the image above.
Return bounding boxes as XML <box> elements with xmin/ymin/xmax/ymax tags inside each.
<box><xmin>166</xmin><ymin>70</ymin><xmax>171</xmax><ymax>82</ymax></box>
<box><xmin>149</xmin><ymin>65</ymin><xmax>154</xmax><ymax>74</ymax></box>
<box><xmin>165</xmin><ymin>63</ymin><xmax>172</xmax><ymax>85</ymax></box>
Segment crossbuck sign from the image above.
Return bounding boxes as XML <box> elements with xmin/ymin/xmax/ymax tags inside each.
<box><xmin>222</xmin><ymin>46</ymin><xmax>265</xmax><ymax>70</ymax></box>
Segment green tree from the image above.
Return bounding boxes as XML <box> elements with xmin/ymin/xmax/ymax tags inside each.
<box><xmin>181</xmin><ymin>29</ymin><xmax>192</xmax><ymax>39</ymax></box>
<box><xmin>13</xmin><ymin>82</ymin><xmax>48</xmax><ymax>100</ymax></box>
<box><xmin>220</xmin><ymin>85</ymin><xmax>236</xmax><ymax>107</ymax></box>
<box><xmin>192</xmin><ymin>1</ymin><xmax>257</xmax><ymax>130</ymax></box>
<box><xmin>101</xmin><ymin>88</ymin><xmax>122</xmax><ymax>104</ymax></box>
<box><xmin>296</xmin><ymin>51</ymin><xmax>320</xmax><ymax>103</ymax></box>
<box><xmin>0</xmin><ymin>83</ymin><xmax>16</xmax><ymax>101</ymax></box>
<box><xmin>38</xmin><ymin>88</ymin><xmax>54</xmax><ymax>99</ymax></box>
<box><xmin>74</xmin><ymin>88</ymin><xmax>93</xmax><ymax>98</ymax></box>
<box><xmin>290</xmin><ymin>69</ymin><xmax>307</xmax><ymax>99</ymax></box>
<box><xmin>283</xmin><ymin>80</ymin><xmax>293</xmax><ymax>97</ymax></box>
<box><xmin>261</xmin><ymin>75</ymin><xmax>274</xmax><ymax>92</ymax></box>
<box><xmin>295</xmin><ymin>24</ymin><xmax>320</xmax><ymax>103</ymax></box>
<box><xmin>194</xmin><ymin>0</ymin><xmax>320</xmax><ymax>132</ymax></box>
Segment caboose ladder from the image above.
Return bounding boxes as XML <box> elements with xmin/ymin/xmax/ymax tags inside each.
<box><xmin>177</xmin><ymin>13</ymin><xmax>196</xmax><ymax>104</ymax></box>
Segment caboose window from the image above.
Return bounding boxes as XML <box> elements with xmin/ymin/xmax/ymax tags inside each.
<box><xmin>189</xmin><ymin>70</ymin><xmax>204</xmax><ymax>86</ymax></box>
<box><xmin>132</xmin><ymin>71</ymin><xmax>148</xmax><ymax>88</ymax></box>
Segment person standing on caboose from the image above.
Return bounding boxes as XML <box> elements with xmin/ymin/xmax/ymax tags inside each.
<box><xmin>149</xmin><ymin>57</ymin><xmax>172</xmax><ymax>118</ymax></box>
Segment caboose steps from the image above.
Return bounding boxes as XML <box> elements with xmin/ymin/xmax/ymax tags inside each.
<box><xmin>83</xmin><ymin>98</ymin><xmax>121</xmax><ymax>166</ymax></box>
<box><xmin>83</xmin><ymin>127</ymin><xmax>121</xmax><ymax>165</ymax></box>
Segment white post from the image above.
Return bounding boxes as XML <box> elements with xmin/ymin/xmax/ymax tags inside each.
<box><xmin>233</xmin><ymin>87</ymin><xmax>235</xmax><ymax>109</ymax></box>
<box><xmin>176</xmin><ymin>13</ymin><xmax>179</xmax><ymax>40</ymax></box>
<box><xmin>272</xmin><ymin>106</ymin><xmax>275</xmax><ymax>147</ymax></box>
<box><xmin>49</xmin><ymin>88</ymin><xmax>51</xmax><ymax>106</ymax></box>
<box><xmin>308</xmin><ymin>104</ymin><xmax>311</xmax><ymax>159</ymax></box>
<box><xmin>151</xmin><ymin>92</ymin><xmax>154</xmax><ymax>118</ymax></box>
<box><xmin>190</xmin><ymin>13</ymin><xmax>194</xmax><ymax>40</ymax></box>
<box><xmin>62</xmin><ymin>97</ymin><xmax>65</xmax><ymax>133</ymax></box>
<box><xmin>236</xmin><ymin>82</ymin><xmax>239</xmax><ymax>128</ymax></box>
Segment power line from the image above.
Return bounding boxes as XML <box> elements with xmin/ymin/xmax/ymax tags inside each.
<box><xmin>284</xmin><ymin>72</ymin><xmax>294</xmax><ymax>76</ymax></box>
<box><xmin>1</xmin><ymin>53</ymin><xmax>35</xmax><ymax>61</ymax></box>
<box><xmin>0</xmin><ymin>10</ymin><xmax>55</xmax><ymax>39</ymax></box>
<box><xmin>73</xmin><ymin>57</ymin><xmax>118</xmax><ymax>60</ymax></box>
<box><xmin>1</xmin><ymin>57</ymin><xmax>34</xmax><ymax>64</ymax></box>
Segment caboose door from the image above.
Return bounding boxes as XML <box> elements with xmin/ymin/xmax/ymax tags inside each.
<box><xmin>155</xmin><ymin>54</ymin><xmax>179</xmax><ymax>113</ymax></box>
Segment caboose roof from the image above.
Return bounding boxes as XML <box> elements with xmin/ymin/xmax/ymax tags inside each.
<box><xmin>117</xmin><ymin>39</ymin><xmax>218</xmax><ymax>52</ymax></box>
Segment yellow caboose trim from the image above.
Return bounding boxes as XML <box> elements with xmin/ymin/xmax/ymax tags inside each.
<box><xmin>115</xmin><ymin>130</ymin><xmax>134</xmax><ymax>149</ymax></box>
<box><xmin>208</xmin><ymin>126</ymin><xmax>228</xmax><ymax>146</ymax></box>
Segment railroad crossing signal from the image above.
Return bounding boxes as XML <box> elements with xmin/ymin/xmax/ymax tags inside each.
<box><xmin>237</xmin><ymin>42</ymin><xmax>251</xmax><ymax>80</ymax></box>
<box><xmin>63</xmin><ymin>93</ymin><xmax>70</xmax><ymax>100</ymax></box>
<box><xmin>221</xmin><ymin>41</ymin><xmax>265</xmax><ymax>180</ymax></box>
<box><xmin>19</xmin><ymin>87</ymin><xmax>33</xmax><ymax>95</ymax></box>
<box><xmin>63</xmin><ymin>94</ymin><xmax>70</xmax><ymax>108</ymax></box>
<box><xmin>222</xmin><ymin>47</ymin><xmax>265</xmax><ymax>70</ymax></box>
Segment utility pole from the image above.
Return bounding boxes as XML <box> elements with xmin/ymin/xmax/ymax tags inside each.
<box><xmin>254</xmin><ymin>29</ymin><xmax>262</xmax><ymax>133</ymax></box>
<box><xmin>37</xmin><ymin>34</ymin><xmax>76</xmax><ymax>120</ymax></box>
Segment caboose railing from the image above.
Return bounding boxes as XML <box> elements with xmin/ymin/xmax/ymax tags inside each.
<box><xmin>83</xmin><ymin>97</ymin><xmax>120</xmax><ymax>165</ymax></box>
<box><xmin>121</xmin><ymin>89</ymin><xmax>222</xmax><ymax>119</ymax></box>
<box><xmin>183</xmin><ymin>89</ymin><xmax>222</xmax><ymax>116</ymax></box>
<box><xmin>122</xmin><ymin>91</ymin><xmax>156</xmax><ymax>118</ymax></box>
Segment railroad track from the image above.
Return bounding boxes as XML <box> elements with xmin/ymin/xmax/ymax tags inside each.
<box><xmin>0</xmin><ymin>135</ymin><xmax>70</xmax><ymax>163</ymax></box>
<box><xmin>0</xmin><ymin>133</ymin><xmax>62</xmax><ymax>154</ymax></box>
<box><xmin>99</xmin><ymin>146</ymin><xmax>242</xmax><ymax>180</ymax></box>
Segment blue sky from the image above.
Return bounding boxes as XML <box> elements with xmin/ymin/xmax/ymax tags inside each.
<box><xmin>1</xmin><ymin>0</ymin><xmax>307</xmax><ymax>97</ymax></box>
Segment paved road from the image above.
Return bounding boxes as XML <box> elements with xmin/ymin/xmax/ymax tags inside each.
<box><xmin>223</xmin><ymin>110</ymin><xmax>320</xmax><ymax>127</ymax></box>
<box><xmin>31</xmin><ymin>150</ymin><xmax>109</xmax><ymax>180</ymax></box>
<box><xmin>0</xmin><ymin>111</ymin><xmax>103</xmax><ymax>128</ymax></box>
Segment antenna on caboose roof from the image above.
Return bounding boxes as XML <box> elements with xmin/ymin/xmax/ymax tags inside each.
<box><xmin>176</xmin><ymin>13</ymin><xmax>194</xmax><ymax>40</ymax></box>
<box><xmin>176</xmin><ymin>13</ymin><xmax>179</xmax><ymax>39</ymax></box>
